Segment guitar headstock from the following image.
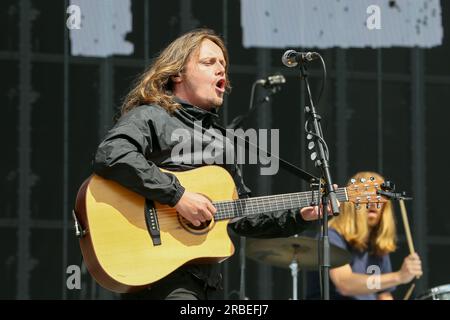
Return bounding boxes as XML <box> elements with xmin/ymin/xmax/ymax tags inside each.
<box><xmin>346</xmin><ymin>176</ymin><xmax>389</xmax><ymax>209</ymax></box>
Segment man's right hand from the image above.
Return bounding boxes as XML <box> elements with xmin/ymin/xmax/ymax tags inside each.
<box><xmin>174</xmin><ymin>191</ymin><xmax>217</xmax><ymax>226</ymax></box>
<box><xmin>398</xmin><ymin>252</ymin><xmax>423</xmax><ymax>284</ymax></box>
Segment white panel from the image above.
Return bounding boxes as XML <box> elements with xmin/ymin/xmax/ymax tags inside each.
<box><xmin>241</xmin><ymin>0</ymin><xmax>443</xmax><ymax>48</ymax></box>
<box><xmin>69</xmin><ymin>0</ymin><xmax>134</xmax><ymax>57</ymax></box>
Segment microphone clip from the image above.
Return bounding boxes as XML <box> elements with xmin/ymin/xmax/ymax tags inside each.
<box><xmin>256</xmin><ymin>74</ymin><xmax>286</xmax><ymax>89</ymax></box>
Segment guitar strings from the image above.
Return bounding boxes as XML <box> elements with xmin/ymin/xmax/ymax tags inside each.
<box><xmin>153</xmin><ymin>189</ymin><xmax>348</xmax><ymax>215</ymax></box>
<box><xmin>150</xmin><ymin>189</ymin><xmax>349</xmax><ymax>223</ymax></box>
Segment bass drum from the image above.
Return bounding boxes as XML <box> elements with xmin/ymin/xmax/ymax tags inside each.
<box><xmin>416</xmin><ymin>284</ymin><xmax>450</xmax><ymax>300</ymax></box>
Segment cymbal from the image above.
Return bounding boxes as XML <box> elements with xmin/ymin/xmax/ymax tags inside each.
<box><xmin>246</xmin><ymin>236</ymin><xmax>351</xmax><ymax>269</ymax></box>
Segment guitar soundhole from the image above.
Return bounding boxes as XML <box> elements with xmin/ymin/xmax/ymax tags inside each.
<box><xmin>178</xmin><ymin>215</ymin><xmax>213</xmax><ymax>234</ymax></box>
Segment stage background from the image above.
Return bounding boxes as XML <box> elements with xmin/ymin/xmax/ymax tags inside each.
<box><xmin>1</xmin><ymin>0</ymin><xmax>449</xmax><ymax>299</ymax></box>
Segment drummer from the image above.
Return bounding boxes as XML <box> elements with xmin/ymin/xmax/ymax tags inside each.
<box><xmin>306</xmin><ymin>171</ymin><xmax>423</xmax><ymax>300</ymax></box>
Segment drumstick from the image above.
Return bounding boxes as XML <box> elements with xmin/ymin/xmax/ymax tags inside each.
<box><xmin>403</xmin><ymin>282</ymin><xmax>416</xmax><ymax>300</ymax></box>
<box><xmin>399</xmin><ymin>200</ymin><xmax>416</xmax><ymax>300</ymax></box>
<box><xmin>400</xmin><ymin>200</ymin><xmax>415</xmax><ymax>254</ymax></box>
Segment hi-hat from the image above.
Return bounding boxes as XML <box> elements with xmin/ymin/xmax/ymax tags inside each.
<box><xmin>246</xmin><ymin>236</ymin><xmax>351</xmax><ymax>269</ymax></box>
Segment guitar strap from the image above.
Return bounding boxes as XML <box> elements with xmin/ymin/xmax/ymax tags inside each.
<box><xmin>178</xmin><ymin>104</ymin><xmax>318</xmax><ymax>183</ymax></box>
<box><xmin>209</xmin><ymin>121</ymin><xmax>319</xmax><ymax>183</ymax></box>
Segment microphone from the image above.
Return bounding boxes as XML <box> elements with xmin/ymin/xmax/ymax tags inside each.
<box><xmin>255</xmin><ymin>74</ymin><xmax>286</xmax><ymax>88</ymax></box>
<box><xmin>281</xmin><ymin>50</ymin><xmax>319</xmax><ymax>67</ymax></box>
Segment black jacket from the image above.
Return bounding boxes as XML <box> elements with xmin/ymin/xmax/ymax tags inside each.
<box><xmin>93</xmin><ymin>100</ymin><xmax>313</xmax><ymax>289</ymax></box>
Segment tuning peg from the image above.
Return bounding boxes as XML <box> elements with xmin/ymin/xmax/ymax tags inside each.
<box><xmin>381</xmin><ymin>181</ymin><xmax>395</xmax><ymax>191</ymax></box>
<box><xmin>306</xmin><ymin>134</ymin><xmax>313</xmax><ymax>140</ymax></box>
<box><xmin>360</xmin><ymin>178</ymin><xmax>366</xmax><ymax>183</ymax></box>
<box><xmin>350</xmin><ymin>178</ymin><xmax>356</xmax><ymax>184</ymax></box>
<box><xmin>308</xmin><ymin>141</ymin><xmax>315</xmax><ymax>150</ymax></box>
<box><xmin>366</xmin><ymin>203</ymin><xmax>370</xmax><ymax>209</ymax></box>
<box><xmin>377</xmin><ymin>203</ymin><xmax>381</xmax><ymax>209</ymax></box>
<box><xmin>370</xmin><ymin>176</ymin><xmax>376</xmax><ymax>181</ymax></box>
<box><xmin>356</xmin><ymin>203</ymin><xmax>361</xmax><ymax>210</ymax></box>
<box><xmin>310</xmin><ymin>152</ymin><xmax>317</xmax><ymax>161</ymax></box>
<box><xmin>314</xmin><ymin>159</ymin><xmax>322</xmax><ymax>167</ymax></box>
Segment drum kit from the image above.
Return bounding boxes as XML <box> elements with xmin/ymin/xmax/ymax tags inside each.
<box><xmin>245</xmin><ymin>235</ymin><xmax>351</xmax><ymax>300</ymax></box>
<box><xmin>416</xmin><ymin>285</ymin><xmax>450</xmax><ymax>300</ymax></box>
<box><xmin>245</xmin><ymin>235</ymin><xmax>450</xmax><ymax>300</ymax></box>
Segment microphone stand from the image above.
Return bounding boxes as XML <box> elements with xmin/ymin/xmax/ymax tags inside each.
<box><xmin>227</xmin><ymin>81</ymin><xmax>281</xmax><ymax>130</ymax></box>
<box><xmin>226</xmin><ymin>77</ymin><xmax>318</xmax><ymax>300</ymax></box>
<box><xmin>233</xmin><ymin>79</ymin><xmax>282</xmax><ymax>301</ymax></box>
<box><xmin>237</xmin><ymin>79</ymin><xmax>262</xmax><ymax>301</ymax></box>
<box><xmin>298</xmin><ymin>59</ymin><xmax>340</xmax><ymax>300</ymax></box>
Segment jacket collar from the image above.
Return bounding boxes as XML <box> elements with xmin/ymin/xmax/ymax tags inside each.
<box><xmin>173</xmin><ymin>97</ymin><xmax>219</xmax><ymax>124</ymax></box>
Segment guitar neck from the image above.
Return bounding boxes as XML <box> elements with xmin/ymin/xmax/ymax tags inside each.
<box><xmin>213</xmin><ymin>188</ymin><xmax>348</xmax><ymax>221</ymax></box>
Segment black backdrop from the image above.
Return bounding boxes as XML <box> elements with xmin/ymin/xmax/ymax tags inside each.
<box><xmin>1</xmin><ymin>0</ymin><xmax>449</xmax><ymax>299</ymax></box>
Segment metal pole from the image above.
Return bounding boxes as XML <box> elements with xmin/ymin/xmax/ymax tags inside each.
<box><xmin>256</xmin><ymin>48</ymin><xmax>272</xmax><ymax>299</ymax></box>
<box><xmin>410</xmin><ymin>48</ymin><xmax>428</xmax><ymax>293</ymax></box>
<box><xmin>335</xmin><ymin>49</ymin><xmax>348</xmax><ymax>184</ymax></box>
<box><xmin>377</xmin><ymin>49</ymin><xmax>383</xmax><ymax>173</ymax></box>
<box><xmin>62</xmin><ymin>0</ymin><xmax>70</xmax><ymax>300</ymax></box>
<box><xmin>17</xmin><ymin>0</ymin><xmax>33</xmax><ymax>299</ymax></box>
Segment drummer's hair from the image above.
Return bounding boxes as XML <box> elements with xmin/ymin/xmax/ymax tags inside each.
<box><xmin>329</xmin><ymin>171</ymin><xmax>397</xmax><ymax>256</ymax></box>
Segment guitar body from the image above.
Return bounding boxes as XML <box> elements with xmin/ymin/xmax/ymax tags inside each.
<box><xmin>75</xmin><ymin>165</ymin><xmax>239</xmax><ymax>293</ymax></box>
<box><xmin>75</xmin><ymin>164</ymin><xmax>385</xmax><ymax>293</ymax></box>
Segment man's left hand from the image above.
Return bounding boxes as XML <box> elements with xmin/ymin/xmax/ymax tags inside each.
<box><xmin>299</xmin><ymin>185</ymin><xmax>340</xmax><ymax>221</ymax></box>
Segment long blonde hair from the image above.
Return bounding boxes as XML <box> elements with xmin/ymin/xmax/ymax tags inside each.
<box><xmin>330</xmin><ymin>171</ymin><xmax>397</xmax><ymax>256</ymax></box>
<box><xmin>121</xmin><ymin>29</ymin><xmax>230</xmax><ymax>115</ymax></box>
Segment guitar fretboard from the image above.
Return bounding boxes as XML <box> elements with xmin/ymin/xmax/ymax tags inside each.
<box><xmin>212</xmin><ymin>188</ymin><xmax>348</xmax><ymax>221</ymax></box>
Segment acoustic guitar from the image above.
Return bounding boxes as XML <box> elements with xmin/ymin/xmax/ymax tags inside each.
<box><xmin>74</xmin><ymin>165</ymin><xmax>387</xmax><ymax>293</ymax></box>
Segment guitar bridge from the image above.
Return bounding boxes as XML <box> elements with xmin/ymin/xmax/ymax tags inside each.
<box><xmin>145</xmin><ymin>200</ymin><xmax>161</xmax><ymax>246</ymax></box>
